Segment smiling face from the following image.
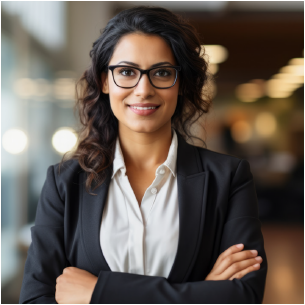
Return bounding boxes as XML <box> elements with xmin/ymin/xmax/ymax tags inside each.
<box><xmin>101</xmin><ymin>33</ymin><xmax>180</xmax><ymax>134</ymax></box>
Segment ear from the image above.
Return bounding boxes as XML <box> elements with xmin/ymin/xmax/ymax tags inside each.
<box><xmin>101</xmin><ymin>71</ymin><xmax>109</xmax><ymax>94</ymax></box>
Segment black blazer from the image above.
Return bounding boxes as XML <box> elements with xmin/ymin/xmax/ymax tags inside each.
<box><xmin>19</xmin><ymin>131</ymin><xmax>267</xmax><ymax>304</ymax></box>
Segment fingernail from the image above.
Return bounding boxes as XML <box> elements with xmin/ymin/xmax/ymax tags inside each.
<box><xmin>251</xmin><ymin>250</ymin><xmax>258</xmax><ymax>255</ymax></box>
<box><xmin>255</xmin><ymin>256</ymin><xmax>262</xmax><ymax>261</ymax></box>
<box><xmin>236</xmin><ymin>244</ymin><xmax>243</xmax><ymax>248</ymax></box>
<box><xmin>253</xmin><ymin>263</ymin><xmax>260</xmax><ymax>267</ymax></box>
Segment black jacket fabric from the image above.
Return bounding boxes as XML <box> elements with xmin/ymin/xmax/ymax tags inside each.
<box><xmin>19</xmin><ymin>131</ymin><xmax>267</xmax><ymax>303</ymax></box>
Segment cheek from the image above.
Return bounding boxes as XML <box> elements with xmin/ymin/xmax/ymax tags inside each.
<box><xmin>162</xmin><ymin>91</ymin><xmax>178</xmax><ymax>111</ymax></box>
<box><xmin>108</xmin><ymin>86</ymin><xmax>129</xmax><ymax>112</ymax></box>
<box><xmin>109</xmin><ymin>83</ymin><xmax>124</xmax><ymax>99</ymax></box>
<box><xmin>110</xmin><ymin>99</ymin><xmax>127</xmax><ymax>118</ymax></box>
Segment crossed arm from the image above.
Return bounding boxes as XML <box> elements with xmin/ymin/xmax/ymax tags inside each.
<box><xmin>54</xmin><ymin>240</ymin><xmax>264</xmax><ymax>303</ymax></box>
<box><xmin>19</xmin><ymin>159</ymin><xmax>267</xmax><ymax>304</ymax></box>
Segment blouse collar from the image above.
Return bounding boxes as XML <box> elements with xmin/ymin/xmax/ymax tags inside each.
<box><xmin>111</xmin><ymin>128</ymin><xmax>178</xmax><ymax>179</ymax></box>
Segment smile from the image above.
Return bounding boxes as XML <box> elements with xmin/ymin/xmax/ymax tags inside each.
<box><xmin>127</xmin><ymin>105</ymin><xmax>161</xmax><ymax>116</ymax></box>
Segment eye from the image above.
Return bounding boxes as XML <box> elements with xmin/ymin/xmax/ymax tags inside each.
<box><xmin>154</xmin><ymin>68</ymin><xmax>172</xmax><ymax>77</ymax></box>
<box><xmin>118</xmin><ymin>68</ymin><xmax>136</xmax><ymax>76</ymax></box>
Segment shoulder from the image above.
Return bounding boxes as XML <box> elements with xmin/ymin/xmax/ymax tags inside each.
<box><xmin>193</xmin><ymin>145</ymin><xmax>251</xmax><ymax>178</ymax></box>
<box><xmin>52</xmin><ymin>158</ymin><xmax>83</xmax><ymax>180</ymax></box>
<box><xmin>34</xmin><ymin>159</ymin><xmax>82</xmax><ymax>225</ymax></box>
<box><xmin>176</xmin><ymin>130</ymin><xmax>247</xmax><ymax>175</ymax></box>
<box><xmin>47</xmin><ymin>158</ymin><xmax>83</xmax><ymax>200</ymax></box>
<box><xmin>195</xmin><ymin>146</ymin><xmax>242</xmax><ymax>165</ymax></box>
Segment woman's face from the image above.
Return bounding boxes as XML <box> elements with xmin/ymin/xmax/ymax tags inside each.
<box><xmin>101</xmin><ymin>33</ymin><xmax>180</xmax><ymax>134</ymax></box>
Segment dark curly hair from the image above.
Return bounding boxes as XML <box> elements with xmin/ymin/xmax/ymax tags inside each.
<box><xmin>59</xmin><ymin>5</ymin><xmax>213</xmax><ymax>195</ymax></box>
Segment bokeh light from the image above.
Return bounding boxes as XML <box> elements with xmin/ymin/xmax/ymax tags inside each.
<box><xmin>203</xmin><ymin>45</ymin><xmax>228</xmax><ymax>64</ymax></box>
<box><xmin>236</xmin><ymin>80</ymin><xmax>265</xmax><ymax>102</ymax></box>
<box><xmin>231</xmin><ymin>120</ymin><xmax>252</xmax><ymax>143</ymax></box>
<box><xmin>2</xmin><ymin>129</ymin><xmax>28</xmax><ymax>154</ymax></box>
<box><xmin>255</xmin><ymin>112</ymin><xmax>277</xmax><ymax>137</ymax></box>
<box><xmin>280</xmin><ymin>65</ymin><xmax>304</xmax><ymax>76</ymax></box>
<box><xmin>14</xmin><ymin>78</ymin><xmax>37</xmax><ymax>99</ymax></box>
<box><xmin>266</xmin><ymin>79</ymin><xmax>296</xmax><ymax>98</ymax></box>
<box><xmin>52</xmin><ymin>127</ymin><xmax>78</xmax><ymax>154</ymax></box>
<box><xmin>53</xmin><ymin>78</ymin><xmax>76</xmax><ymax>100</ymax></box>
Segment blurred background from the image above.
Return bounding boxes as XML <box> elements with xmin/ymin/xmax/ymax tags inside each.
<box><xmin>1</xmin><ymin>1</ymin><xmax>304</xmax><ymax>303</ymax></box>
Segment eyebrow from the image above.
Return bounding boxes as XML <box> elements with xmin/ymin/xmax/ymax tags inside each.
<box><xmin>116</xmin><ymin>61</ymin><xmax>174</xmax><ymax>68</ymax></box>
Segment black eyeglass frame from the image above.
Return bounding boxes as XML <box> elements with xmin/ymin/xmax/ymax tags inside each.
<box><xmin>108</xmin><ymin>65</ymin><xmax>181</xmax><ymax>89</ymax></box>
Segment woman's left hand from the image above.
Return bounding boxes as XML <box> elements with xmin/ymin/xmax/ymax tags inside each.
<box><xmin>55</xmin><ymin>267</ymin><xmax>98</xmax><ymax>304</ymax></box>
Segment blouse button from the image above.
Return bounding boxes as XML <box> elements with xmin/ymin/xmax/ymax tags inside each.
<box><xmin>159</xmin><ymin>169</ymin><xmax>165</xmax><ymax>175</ymax></box>
<box><xmin>151</xmin><ymin>187</ymin><xmax>158</xmax><ymax>194</ymax></box>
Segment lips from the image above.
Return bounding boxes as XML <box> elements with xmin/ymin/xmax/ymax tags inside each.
<box><xmin>127</xmin><ymin>104</ymin><xmax>160</xmax><ymax>107</ymax></box>
<box><xmin>127</xmin><ymin>105</ymin><xmax>160</xmax><ymax>108</ymax></box>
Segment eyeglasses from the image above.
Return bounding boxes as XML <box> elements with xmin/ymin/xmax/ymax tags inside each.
<box><xmin>108</xmin><ymin>65</ymin><xmax>181</xmax><ymax>89</ymax></box>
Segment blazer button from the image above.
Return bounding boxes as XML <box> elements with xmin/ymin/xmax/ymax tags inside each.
<box><xmin>151</xmin><ymin>187</ymin><xmax>157</xmax><ymax>194</ymax></box>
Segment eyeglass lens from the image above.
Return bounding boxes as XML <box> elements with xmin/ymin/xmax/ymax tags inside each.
<box><xmin>113</xmin><ymin>67</ymin><xmax>177</xmax><ymax>88</ymax></box>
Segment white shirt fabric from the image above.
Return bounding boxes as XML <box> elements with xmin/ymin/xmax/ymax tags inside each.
<box><xmin>100</xmin><ymin>128</ymin><xmax>179</xmax><ymax>278</ymax></box>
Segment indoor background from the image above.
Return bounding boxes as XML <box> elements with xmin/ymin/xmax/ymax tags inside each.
<box><xmin>1</xmin><ymin>1</ymin><xmax>304</xmax><ymax>303</ymax></box>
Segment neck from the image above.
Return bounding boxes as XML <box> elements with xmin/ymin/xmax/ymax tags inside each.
<box><xmin>118</xmin><ymin>122</ymin><xmax>173</xmax><ymax>172</ymax></box>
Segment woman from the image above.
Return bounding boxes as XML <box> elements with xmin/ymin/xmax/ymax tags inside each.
<box><xmin>19</xmin><ymin>5</ymin><xmax>267</xmax><ymax>304</ymax></box>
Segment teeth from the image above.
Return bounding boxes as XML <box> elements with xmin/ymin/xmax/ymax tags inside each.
<box><xmin>130</xmin><ymin>106</ymin><xmax>158</xmax><ymax>110</ymax></box>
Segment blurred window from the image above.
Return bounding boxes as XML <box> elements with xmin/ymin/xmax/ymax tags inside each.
<box><xmin>2</xmin><ymin>1</ymin><xmax>66</xmax><ymax>50</ymax></box>
<box><xmin>1</xmin><ymin>2</ymin><xmax>71</xmax><ymax>288</ymax></box>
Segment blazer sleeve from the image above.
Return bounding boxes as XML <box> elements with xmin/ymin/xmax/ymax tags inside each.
<box><xmin>19</xmin><ymin>165</ymin><xmax>67</xmax><ymax>304</ymax></box>
<box><xmin>90</xmin><ymin>159</ymin><xmax>268</xmax><ymax>304</ymax></box>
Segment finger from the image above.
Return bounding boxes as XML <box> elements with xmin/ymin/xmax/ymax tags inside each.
<box><xmin>229</xmin><ymin>263</ymin><xmax>261</xmax><ymax>281</ymax></box>
<box><xmin>214</xmin><ymin>244</ymin><xmax>244</xmax><ymax>269</ymax></box>
<box><xmin>215</xmin><ymin>249</ymin><xmax>259</xmax><ymax>275</ymax></box>
<box><xmin>222</xmin><ymin>256</ymin><xmax>263</xmax><ymax>280</ymax></box>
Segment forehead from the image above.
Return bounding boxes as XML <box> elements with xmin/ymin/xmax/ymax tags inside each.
<box><xmin>109</xmin><ymin>33</ymin><xmax>176</xmax><ymax>66</ymax></box>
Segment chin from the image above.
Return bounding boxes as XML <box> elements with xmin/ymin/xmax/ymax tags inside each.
<box><xmin>125</xmin><ymin>123</ymin><xmax>160</xmax><ymax>134</ymax></box>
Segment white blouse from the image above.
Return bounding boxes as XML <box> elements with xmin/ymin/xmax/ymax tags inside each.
<box><xmin>100</xmin><ymin>128</ymin><xmax>179</xmax><ymax>278</ymax></box>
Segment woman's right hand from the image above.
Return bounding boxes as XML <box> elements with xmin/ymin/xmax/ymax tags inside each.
<box><xmin>205</xmin><ymin>244</ymin><xmax>263</xmax><ymax>281</ymax></box>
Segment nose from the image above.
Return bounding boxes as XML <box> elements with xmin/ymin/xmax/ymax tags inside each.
<box><xmin>133</xmin><ymin>73</ymin><xmax>155</xmax><ymax>99</ymax></box>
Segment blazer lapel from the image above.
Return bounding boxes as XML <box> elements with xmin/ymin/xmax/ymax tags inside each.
<box><xmin>80</xmin><ymin>168</ymin><xmax>112</xmax><ymax>274</ymax></box>
<box><xmin>80</xmin><ymin>131</ymin><xmax>209</xmax><ymax>283</ymax></box>
<box><xmin>167</xmin><ymin>132</ymin><xmax>209</xmax><ymax>283</ymax></box>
